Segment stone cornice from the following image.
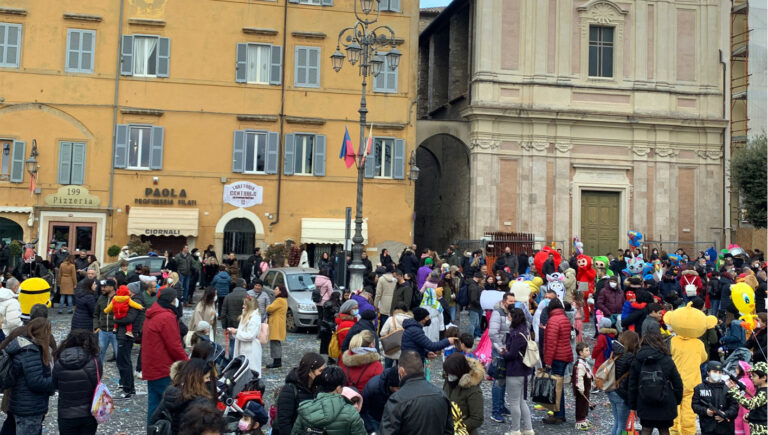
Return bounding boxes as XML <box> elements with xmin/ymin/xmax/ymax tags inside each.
<box><xmin>63</xmin><ymin>13</ymin><xmax>103</xmax><ymax>22</ymax></box>
<box><xmin>243</xmin><ymin>27</ymin><xmax>278</xmax><ymax>36</ymax></box>
<box><xmin>237</xmin><ymin>114</ymin><xmax>278</xmax><ymax>122</ymax></box>
<box><xmin>285</xmin><ymin>116</ymin><xmax>325</xmax><ymax>125</ymax></box>
<box><xmin>127</xmin><ymin>18</ymin><xmax>166</xmax><ymax>27</ymax></box>
<box><xmin>0</xmin><ymin>7</ymin><xmax>26</xmax><ymax>16</ymax></box>
<box><xmin>291</xmin><ymin>31</ymin><xmax>326</xmax><ymax>39</ymax></box>
<box><xmin>120</xmin><ymin>107</ymin><xmax>164</xmax><ymax>116</ymax></box>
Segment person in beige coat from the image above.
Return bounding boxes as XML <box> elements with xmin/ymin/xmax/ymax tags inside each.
<box><xmin>266</xmin><ymin>285</ymin><xmax>288</xmax><ymax>369</ymax></box>
<box><xmin>374</xmin><ymin>267</ymin><xmax>397</xmax><ymax>326</ymax></box>
<box><xmin>379</xmin><ymin>304</ymin><xmax>412</xmax><ymax>368</ymax></box>
<box><xmin>58</xmin><ymin>255</ymin><xmax>78</xmax><ymax>314</ymax></box>
<box><xmin>186</xmin><ymin>287</ymin><xmax>217</xmax><ymax>346</ymax></box>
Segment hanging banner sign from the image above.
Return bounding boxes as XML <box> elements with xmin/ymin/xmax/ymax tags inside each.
<box><xmin>223</xmin><ymin>181</ymin><xmax>263</xmax><ymax>208</ymax></box>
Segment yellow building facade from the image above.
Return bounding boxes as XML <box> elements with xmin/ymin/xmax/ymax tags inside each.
<box><xmin>0</xmin><ymin>0</ymin><xmax>418</xmax><ymax>264</ymax></box>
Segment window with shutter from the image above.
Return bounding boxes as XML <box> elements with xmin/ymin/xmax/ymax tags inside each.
<box><xmin>58</xmin><ymin>142</ymin><xmax>73</xmax><ymax>184</ymax></box>
<box><xmin>266</xmin><ymin>132</ymin><xmax>279</xmax><ymax>174</ymax></box>
<box><xmin>292</xmin><ymin>134</ymin><xmax>316</xmax><ymax>175</ymax></box>
<box><xmin>130</xmin><ymin>35</ymin><xmax>169</xmax><ymax>78</ymax></box>
<box><xmin>372</xmin><ymin>137</ymin><xmax>395</xmax><ymax>178</ymax></box>
<box><xmin>66</xmin><ymin>29</ymin><xmax>95</xmax><ymax>73</ymax></box>
<box><xmin>241</xmin><ymin>131</ymin><xmax>268</xmax><ymax>174</ymax></box>
<box><xmin>373</xmin><ymin>65</ymin><xmax>398</xmax><ymax>93</ymax></box>
<box><xmin>149</xmin><ymin>126</ymin><xmax>164</xmax><ymax>169</ymax></box>
<box><xmin>232</xmin><ymin>130</ymin><xmax>246</xmax><ymax>172</ymax></box>
<box><xmin>70</xmin><ymin>142</ymin><xmax>86</xmax><ymax>185</ymax></box>
<box><xmin>313</xmin><ymin>135</ymin><xmax>326</xmax><ymax>176</ymax></box>
<box><xmin>9</xmin><ymin>140</ymin><xmax>25</xmax><ymax>183</ymax></box>
<box><xmin>114</xmin><ymin>124</ymin><xmax>129</xmax><ymax>168</ymax></box>
<box><xmin>0</xmin><ymin>23</ymin><xmax>22</xmax><ymax>68</ymax></box>
<box><xmin>270</xmin><ymin>45</ymin><xmax>282</xmax><ymax>85</ymax></box>
<box><xmin>392</xmin><ymin>139</ymin><xmax>405</xmax><ymax>179</ymax></box>
<box><xmin>120</xmin><ymin>35</ymin><xmax>133</xmax><ymax>75</ymax></box>
<box><xmin>0</xmin><ymin>140</ymin><xmax>12</xmax><ymax>180</ymax></box>
<box><xmin>295</xmin><ymin>46</ymin><xmax>320</xmax><ymax>88</ymax></box>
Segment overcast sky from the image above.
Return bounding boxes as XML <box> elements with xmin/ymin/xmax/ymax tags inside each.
<box><xmin>420</xmin><ymin>0</ymin><xmax>451</xmax><ymax>7</ymax></box>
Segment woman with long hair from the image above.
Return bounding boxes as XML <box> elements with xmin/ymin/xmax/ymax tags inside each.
<box><xmin>53</xmin><ymin>330</ymin><xmax>101</xmax><ymax>434</ymax></box>
<box><xmin>274</xmin><ymin>352</ymin><xmax>325</xmax><ymax>435</ymax></box>
<box><xmin>228</xmin><ymin>295</ymin><xmax>262</xmax><ymax>373</ymax></box>
<box><xmin>608</xmin><ymin>330</ymin><xmax>640</xmax><ymax>435</ymax></box>
<box><xmin>189</xmin><ymin>287</ymin><xmax>217</xmax><ymax>342</ymax></box>
<box><xmin>86</xmin><ymin>255</ymin><xmax>100</xmax><ymax>278</ymax></box>
<box><xmin>58</xmin><ymin>254</ymin><xmax>78</xmax><ymax>314</ymax></box>
<box><xmin>150</xmin><ymin>358</ymin><xmax>216</xmax><ymax>435</ymax></box>
<box><xmin>266</xmin><ymin>284</ymin><xmax>288</xmax><ymax>368</ymax></box>
<box><xmin>0</xmin><ymin>317</ymin><xmax>55</xmax><ymax>433</ymax></box>
<box><xmin>502</xmin><ymin>307</ymin><xmax>534</xmax><ymax>434</ymax></box>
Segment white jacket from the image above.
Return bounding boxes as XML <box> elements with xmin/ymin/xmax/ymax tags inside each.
<box><xmin>379</xmin><ymin>311</ymin><xmax>412</xmax><ymax>360</ymax></box>
<box><xmin>0</xmin><ymin>288</ymin><xmax>22</xmax><ymax>336</ymax></box>
<box><xmin>233</xmin><ymin>310</ymin><xmax>262</xmax><ymax>371</ymax></box>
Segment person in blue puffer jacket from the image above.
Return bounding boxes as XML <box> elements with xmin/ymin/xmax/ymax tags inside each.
<box><xmin>0</xmin><ymin>317</ymin><xmax>56</xmax><ymax>433</ymax></box>
<box><xmin>400</xmin><ymin>307</ymin><xmax>457</xmax><ymax>363</ymax></box>
<box><xmin>210</xmin><ymin>264</ymin><xmax>231</xmax><ymax>315</ymax></box>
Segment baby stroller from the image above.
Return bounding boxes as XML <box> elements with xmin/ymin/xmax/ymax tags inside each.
<box><xmin>217</xmin><ymin>356</ymin><xmax>267</xmax><ymax>433</ymax></box>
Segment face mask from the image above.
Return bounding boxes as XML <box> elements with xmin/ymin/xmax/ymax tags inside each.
<box><xmin>709</xmin><ymin>373</ymin><xmax>722</xmax><ymax>382</ymax></box>
<box><xmin>496</xmin><ymin>276</ymin><xmax>502</xmax><ymax>281</ymax></box>
<box><xmin>446</xmin><ymin>374</ymin><xmax>458</xmax><ymax>382</ymax></box>
<box><xmin>424</xmin><ymin>319</ymin><xmax>432</xmax><ymax>327</ymax></box>
<box><xmin>214</xmin><ymin>295</ymin><xmax>218</xmax><ymax>302</ymax></box>
<box><xmin>609</xmin><ymin>282</ymin><xmax>617</xmax><ymax>288</ymax></box>
<box><xmin>352</xmin><ymin>309</ymin><xmax>359</xmax><ymax>316</ymax></box>
<box><xmin>173</xmin><ymin>299</ymin><xmax>179</xmax><ymax>307</ymax></box>
<box><xmin>62</xmin><ymin>249</ymin><xmax>67</xmax><ymax>253</ymax></box>
<box><xmin>238</xmin><ymin>420</ymin><xmax>251</xmax><ymax>431</ymax></box>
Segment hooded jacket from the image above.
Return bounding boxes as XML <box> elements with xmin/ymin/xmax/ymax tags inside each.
<box><xmin>5</xmin><ymin>335</ymin><xmax>54</xmax><ymax>416</ymax></box>
<box><xmin>361</xmin><ymin>367</ymin><xmax>398</xmax><ymax>427</ymax></box>
<box><xmin>53</xmin><ymin>347</ymin><xmax>100</xmax><ymax>420</ymax></box>
<box><xmin>290</xmin><ymin>392</ymin><xmax>367</xmax><ymax>435</ymax></box>
<box><xmin>692</xmin><ymin>379</ymin><xmax>739</xmax><ymax>435</ymax></box>
<box><xmin>375</xmin><ymin>273</ymin><xmax>397</xmax><ymax>316</ymax></box>
<box><xmin>543</xmin><ymin>308</ymin><xmax>574</xmax><ymax>366</ymax></box>
<box><xmin>275</xmin><ymin>368</ymin><xmax>318</xmax><ymax>435</ymax></box>
<box><xmin>341</xmin><ymin>315</ymin><xmax>379</xmax><ymax>352</ymax></box>
<box><xmin>627</xmin><ymin>344</ymin><xmax>683</xmax><ymax>421</ymax></box>
<box><xmin>141</xmin><ymin>303</ymin><xmax>188</xmax><ymax>381</ymax></box>
<box><xmin>400</xmin><ymin>318</ymin><xmax>451</xmax><ymax>362</ymax></box>
<box><xmin>338</xmin><ymin>349</ymin><xmax>383</xmax><ymax>392</ymax></box>
<box><xmin>0</xmin><ymin>287</ymin><xmax>21</xmax><ymax>335</ymax></box>
<box><xmin>150</xmin><ymin>385</ymin><xmax>212</xmax><ymax>435</ymax></box>
<box><xmin>71</xmin><ymin>288</ymin><xmax>97</xmax><ymax>332</ymax></box>
<box><xmin>380</xmin><ymin>373</ymin><xmax>453</xmax><ymax>435</ymax></box>
<box><xmin>211</xmin><ymin>270</ymin><xmax>231</xmax><ymax>297</ymax></box>
<box><xmin>596</xmin><ymin>282</ymin><xmax>624</xmax><ymax>316</ymax></box>
<box><xmin>221</xmin><ymin>286</ymin><xmax>248</xmax><ymax>329</ymax></box>
<box><xmin>442</xmin><ymin>357</ymin><xmax>485</xmax><ymax>434</ymax></box>
<box><xmin>488</xmin><ymin>301</ymin><xmax>511</xmax><ymax>353</ymax></box>
<box><xmin>721</xmin><ymin>319</ymin><xmax>746</xmax><ymax>350</ymax></box>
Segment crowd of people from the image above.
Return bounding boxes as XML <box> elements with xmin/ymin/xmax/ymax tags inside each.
<box><xmin>0</xmin><ymin>240</ymin><xmax>765</xmax><ymax>435</ymax></box>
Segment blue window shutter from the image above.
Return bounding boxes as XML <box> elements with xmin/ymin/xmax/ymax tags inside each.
<box><xmin>232</xmin><ymin>130</ymin><xmax>245</xmax><ymax>173</ymax></box>
<box><xmin>114</xmin><ymin>124</ymin><xmax>128</xmax><ymax>168</ymax></box>
<box><xmin>283</xmin><ymin>133</ymin><xmax>295</xmax><ymax>175</ymax></box>
<box><xmin>149</xmin><ymin>126</ymin><xmax>164</xmax><ymax>169</ymax></box>
<box><xmin>58</xmin><ymin>142</ymin><xmax>73</xmax><ymax>184</ymax></box>
<box><xmin>236</xmin><ymin>43</ymin><xmax>247</xmax><ymax>83</ymax></box>
<box><xmin>322</xmin><ymin>0</ymin><xmax>333</xmax><ymax>6</ymax></box>
<box><xmin>70</xmin><ymin>143</ymin><xmax>86</xmax><ymax>185</ymax></box>
<box><xmin>393</xmin><ymin>139</ymin><xmax>405</xmax><ymax>179</ymax></box>
<box><xmin>265</xmin><ymin>132</ymin><xmax>279</xmax><ymax>174</ymax></box>
<box><xmin>80</xmin><ymin>30</ymin><xmax>94</xmax><ymax>72</ymax></box>
<box><xmin>157</xmin><ymin>37</ymin><xmax>170</xmax><ymax>77</ymax></box>
<box><xmin>313</xmin><ymin>135</ymin><xmax>326</xmax><ymax>176</ymax></box>
<box><xmin>308</xmin><ymin>47</ymin><xmax>320</xmax><ymax>87</ymax></box>
<box><xmin>65</xmin><ymin>30</ymin><xmax>78</xmax><ymax>72</ymax></box>
<box><xmin>270</xmin><ymin>45</ymin><xmax>282</xmax><ymax>85</ymax></box>
<box><xmin>121</xmin><ymin>35</ymin><xmax>133</xmax><ymax>75</ymax></box>
<box><xmin>1</xmin><ymin>24</ymin><xmax>21</xmax><ymax>68</ymax></box>
<box><xmin>10</xmin><ymin>140</ymin><xmax>25</xmax><ymax>183</ymax></box>
<box><xmin>294</xmin><ymin>47</ymin><xmax>304</xmax><ymax>87</ymax></box>
<box><xmin>364</xmin><ymin>143</ymin><xmax>374</xmax><ymax>178</ymax></box>
<box><xmin>389</xmin><ymin>0</ymin><xmax>401</xmax><ymax>12</ymax></box>
<box><xmin>288</xmin><ymin>0</ymin><xmax>299</xmax><ymax>3</ymax></box>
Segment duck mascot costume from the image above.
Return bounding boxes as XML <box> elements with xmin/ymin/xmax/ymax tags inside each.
<box><xmin>18</xmin><ymin>277</ymin><xmax>52</xmax><ymax>321</ymax></box>
<box><xmin>663</xmin><ymin>302</ymin><xmax>717</xmax><ymax>435</ymax></box>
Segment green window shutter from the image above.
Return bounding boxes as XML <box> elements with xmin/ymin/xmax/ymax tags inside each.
<box><xmin>157</xmin><ymin>37</ymin><xmax>170</xmax><ymax>77</ymax></box>
<box><xmin>393</xmin><ymin>139</ymin><xmax>405</xmax><ymax>179</ymax></box>
<box><xmin>232</xmin><ymin>130</ymin><xmax>245</xmax><ymax>173</ymax></box>
<box><xmin>283</xmin><ymin>133</ymin><xmax>295</xmax><ymax>175</ymax></box>
<box><xmin>114</xmin><ymin>124</ymin><xmax>128</xmax><ymax>168</ymax></box>
<box><xmin>270</xmin><ymin>45</ymin><xmax>282</xmax><ymax>85</ymax></box>
<box><xmin>149</xmin><ymin>126</ymin><xmax>164</xmax><ymax>169</ymax></box>
<box><xmin>9</xmin><ymin>140</ymin><xmax>25</xmax><ymax>183</ymax></box>
<box><xmin>121</xmin><ymin>35</ymin><xmax>133</xmax><ymax>75</ymax></box>
<box><xmin>236</xmin><ymin>43</ymin><xmax>247</xmax><ymax>83</ymax></box>
<box><xmin>265</xmin><ymin>132</ymin><xmax>279</xmax><ymax>174</ymax></box>
<box><xmin>313</xmin><ymin>135</ymin><xmax>326</xmax><ymax>176</ymax></box>
<box><xmin>70</xmin><ymin>142</ymin><xmax>86</xmax><ymax>185</ymax></box>
<box><xmin>58</xmin><ymin>142</ymin><xmax>73</xmax><ymax>184</ymax></box>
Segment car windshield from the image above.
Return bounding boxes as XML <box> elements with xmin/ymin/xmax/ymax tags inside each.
<box><xmin>286</xmin><ymin>273</ymin><xmax>317</xmax><ymax>291</ymax></box>
<box><xmin>100</xmin><ymin>263</ymin><xmax>118</xmax><ymax>276</ymax></box>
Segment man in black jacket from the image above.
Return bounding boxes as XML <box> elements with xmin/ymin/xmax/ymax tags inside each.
<box><xmin>493</xmin><ymin>247</ymin><xmax>519</xmax><ymax>279</ymax></box>
<box><xmin>341</xmin><ymin>309</ymin><xmax>379</xmax><ymax>352</ymax></box>
<box><xmin>468</xmin><ymin>272</ymin><xmax>483</xmax><ymax>338</ymax></box>
<box><xmin>0</xmin><ymin>241</ymin><xmax>9</xmax><ymax>274</ymax></box>
<box><xmin>380</xmin><ymin>350</ymin><xmax>453</xmax><ymax>435</ymax></box>
<box><xmin>692</xmin><ymin>361</ymin><xmax>739</xmax><ymax>435</ymax></box>
<box><xmin>391</xmin><ymin>270</ymin><xmax>413</xmax><ymax>311</ymax></box>
<box><xmin>114</xmin><ymin>284</ymin><xmax>142</xmax><ymax>398</ymax></box>
<box><xmin>361</xmin><ymin>367</ymin><xmax>400</xmax><ymax>433</ymax></box>
<box><xmin>242</xmin><ymin>248</ymin><xmax>263</xmax><ymax>287</ymax></box>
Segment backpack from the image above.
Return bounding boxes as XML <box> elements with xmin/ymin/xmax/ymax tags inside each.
<box><xmin>147</xmin><ymin>404</ymin><xmax>173</xmax><ymax>435</ymax></box>
<box><xmin>519</xmin><ymin>332</ymin><xmax>540</xmax><ymax>368</ymax></box>
<box><xmin>0</xmin><ymin>349</ymin><xmax>14</xmax><ymax>390</ymax></box>
<box><xmin>638</xmin><ymin>357</ymin><xmax>668</xmax><ymax>405</ymax></box>
<box><xmin>457</xmin><ymin>282</ymin><xmax>469</xmax><ymax>307</ymax></box>
<box><xmin>328</xmin><ymin>327</ymin><xmax>349</xmax><ymax>359</ymax></box>
<box><xmin>311</xmin><ymin>287</ymin><xmax>322</xmax><ymax>304</ymax></box>
<box><xmin>450</xmin><ymin>401</ymin><xmax>470</xmax><ymax>435</ymax></box>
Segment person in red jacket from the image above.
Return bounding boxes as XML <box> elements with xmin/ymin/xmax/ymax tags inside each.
<box><xmin>334</xmin><ymin>300</ymin><xmax>358</xmax><ymax>359</ymax></box>
<box><xmin>592</xmin><ymin>317</ymin><xmax>617</xmax><ymax>375</ymax></box>
<box><xmin>543</xmin><ymin>298</ymin><xmax>574</xmax><ymax>425</ymax></box>
<box><xmin>141</xmin><ymin>287</ymin><xmax>188</xmax><ymax>426</ymax></box>
<box><xmin>338</xmin><ymin>330</ymin><xmax>383</xmax><ymax>392</ymax></box>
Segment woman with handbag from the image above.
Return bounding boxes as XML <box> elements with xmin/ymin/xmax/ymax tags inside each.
<box><xmin>502</xmin><ymin>307</ymin><xmax>535</xmax><ymax>435</ymax></box>
<box><xmin>379</xmin><ymin>303</ymin><xmax>411</xmax><ymax>368</ymax></box>
<box><xmin>265</xmin><ymin>284</ymin><xmax>288</xmax><ymax>369</ymax></box>
<box><xmin>227</xmin><ymin>295</ymin><xmax>262</xmax><ymax>374</ymax></box>
<box><xmin>53</xmin><ymin>330</ymin><xmax>101</xmax><ymax>435</ymax></box>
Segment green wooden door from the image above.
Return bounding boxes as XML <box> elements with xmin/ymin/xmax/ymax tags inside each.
<box><xmin>581</xmin><ymin>191</ymin><xmax>620</xmax><ymax>256</ymax></box>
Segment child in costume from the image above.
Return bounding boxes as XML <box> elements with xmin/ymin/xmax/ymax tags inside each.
<box><xmin>727</xmin><ymin>361</ymin><xmax>767</xmax><ymax>435</ymax></box>
<box><xmin>573</xmin><ymin>342</ymin><xmax>594</xmax><ymax>431</ymax></box>
<box><xmin>620</xmin><ymin>291</ymin><xmax>646</xmax><ymax>332</ymax></box>
<box><xmin>104</xmin><ymin>285</ymin><xmax>144</xmax><ymax>337</ymax></box>
<box><xmin>691</xmin><ymin>361</ymin><xmax>739</xmax><ymax>435</ymax></box>
<box><xmin>576</xmin><ymin>255</ymin><xmax>595</xmax><ymax>319</ymax></box>
<box><xmin>734</xmin><ymin>361</ymin><xmax>756</xmax><ymax>435</ymax></box>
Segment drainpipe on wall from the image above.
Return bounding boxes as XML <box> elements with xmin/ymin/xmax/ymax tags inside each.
<box><xmin>269</xmin><ymin>0</ymin><xmax>289</xmax><ymax>235</ymax></box>
<box><xmin>108</xmin><ymin>0</ymin><xmax>126</xmax><ymax>231</ymax></box>
<box><xmin>720</xmin><ymin>49</ymin><xmax>731</xmax><ymax>248</ymax></box>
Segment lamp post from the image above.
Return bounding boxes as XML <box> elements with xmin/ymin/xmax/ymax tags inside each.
<box><xmin>331</xmin><ymin>0</ymin><xmax>401</xmax><ymax>292</ymax></box>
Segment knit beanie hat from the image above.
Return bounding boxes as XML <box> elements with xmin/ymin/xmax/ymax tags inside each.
<box><xmin>599</xmin><ymin>317</ymin><xmax>613</xmax><ymax>329</ymax></box>
<box><xmin>361</xmin><ymin>309</ymin><xmax>376</xmax><ymax>321</ymax></box>
<box><xmin>413</xmin><ymin>307</ymin><xmax>429</xmax><ymax>322</ymax></box>
<box><xmin>339</xmin><ymin>299</ymin><xmax>358</xmax><ymax>315</ymax></box>
<box><xmin>157</xmin><ymin>287</ymin><xmax>177</xmax><ymax>309</ymax></box>
<box><xmin>425</xmin><ymin>258</ymin><xmax>433</xmax><ymax>266</ymax></box>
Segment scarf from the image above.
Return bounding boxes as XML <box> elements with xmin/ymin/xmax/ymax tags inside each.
<box><xmin>420</xmin><ymin>286</ymin><xmax>442</xmax><ymax>313</ymax></box>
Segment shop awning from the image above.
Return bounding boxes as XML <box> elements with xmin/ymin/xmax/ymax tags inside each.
<box><xmin>127</xmin><ymin>207</ymin><xmax>199</xmax><ymax>237</ymax></box>
<box><xmin>301</xmin><ymin>218</ymin><xmax>367</xmax><ymax>245</ymax></box>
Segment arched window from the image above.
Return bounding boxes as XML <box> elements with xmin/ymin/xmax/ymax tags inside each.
<box><xmin>0</xmin><ymin>217</ymin><xmax>23</xmax><ymax>245</ymax></box>
<box><xmin>223</xmin><ymin>218</ymin><xmax>255</xmax><ymax>256</ymax></box>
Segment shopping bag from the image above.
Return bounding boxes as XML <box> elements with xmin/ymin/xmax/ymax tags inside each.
<box><xmin>474</xmin><ymin>329</ymin><xmax>492</xmax><ymax>365</ymax></box>
<box><xmin>90</xmin><ymin>359</ymin><xmax>114</xmax><ymax>423</ymax></box>
<box><xmin>258</xmin><ymin>322</ymin><xmax>269</xmax><ymax>345</ymax></box>
<box><xmin>540</xmin><ymin>370</ymin><xmax>564</xmax><ymax>412</ymax></box>
<box><xmin>621</xmin><ymin>410</ymin><xmax>637</xmax><ymax>435</ymax></box>
<box><xmin>531</xmin><ymin>368</ymin><xmax>557</xmax><ymax>405</ymax></box>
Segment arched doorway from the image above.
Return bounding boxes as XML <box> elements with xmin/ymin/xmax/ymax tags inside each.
<box><xmin>414</xmin><ymin>134</ymin><xmax>470</xmax><ymax>251</ymax></box>
<box><xmin>0</xmin><ymin>217</ymin><xmax>23</xmax><ymax>245</ymax></box>
<box><xmin>223</xmin><ymin>218</ymin><xmax>255</xmax><ymax>257</ymax></box>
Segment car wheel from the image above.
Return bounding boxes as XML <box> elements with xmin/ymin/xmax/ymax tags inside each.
<box><xmin>286</xmin><ymin>309</ymin><xmax>298</xmax><ymax>333</ymax></box>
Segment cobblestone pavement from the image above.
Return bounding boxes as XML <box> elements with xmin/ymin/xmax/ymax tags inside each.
<box><xmin>11</xmin><ymin>307</ymin><xmax>624</xmax><ymax>434</ymax></box>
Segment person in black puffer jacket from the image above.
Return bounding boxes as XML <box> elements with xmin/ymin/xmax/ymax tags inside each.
<box><xmin>53</xmin><ymin>330</ymin><xmax>101</xmax><ymax>435</ymax></box>
<box><xmin>273</xmin><ymin>352</ymin><xmax>324</xmax><ymax>435</ymax></box>
<box><xmin>609</xmin><ymin>330</ymin><xmax>639</xmax><ymax>435</ymax></box>
<box><xmin>0</xmin><ymin>317</ymin><xmax>55</xmax><ymax>433</ymax></box>
<box><xmin>341</xmin><ymin>309</ymin><xmax>379</xmax><ymax>352</ymax></box>
<box><xmin>150</xmin><ymin>358</ymin><xmax>216</xmax><ymax>435</ymax></box>
<box><xmin>71</xmin><ymin>280</ymin><xmax>97</xmax><ymax>332</ymax></box>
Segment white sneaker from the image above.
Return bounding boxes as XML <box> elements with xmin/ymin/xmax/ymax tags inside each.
<box><xmin>504</xmin><ymin>431</ymin><xmax>521</xmax><ymax>435</ymax></box>
<box><xmin>134</xmin><ymin>371</ymin><xmax>142</xmax><ymax>379</ymax></box>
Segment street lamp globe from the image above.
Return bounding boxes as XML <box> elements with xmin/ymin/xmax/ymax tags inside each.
<box><xmin>331</xmin><ymin>50</ymin><xmax>345</xmax><ymax>72</ymax></box>
<box><xmin>386</xmin><ymin>47</ymin><xmax>401</xmax><ymax>70</ymax></box>
<box><xmin>370</xmin><ymin>53</ymin><xmax>384</xmax><ymax>76</ymax></box>
<box><xmin>346</xmin><ymin>42</ymin><xmax>362</xmax><ymax>65</ymax></box>
<box><xmin>360</xmin><ymin>0</ymin><xmax>376</xmax><ymax>15</ymax></box>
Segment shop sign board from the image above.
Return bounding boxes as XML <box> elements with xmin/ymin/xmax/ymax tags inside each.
<box><xmin>223</xmin><ymin>181</ymin><xmax>263</xmax><ymax>208</ymax></box>
<box><xmin>45</xmin><ymin>186</ymin><xmax>101</xmax><ymax>207</ymax></box>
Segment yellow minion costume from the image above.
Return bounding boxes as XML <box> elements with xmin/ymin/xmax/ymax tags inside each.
<box><xmin>663</xmin><ymin>302</ymin><xmax>717</xmax><ymax>435</ymax></box>
<box><xmin>18</xmin><ymin>277</ymin><xmax>52</xmax><ymax>320</ymax></box>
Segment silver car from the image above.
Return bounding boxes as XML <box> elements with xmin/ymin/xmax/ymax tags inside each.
<box><xmin>260</xmin><ymin>267</ymin><xmax>323</xmax><ymax>332</ymax></box>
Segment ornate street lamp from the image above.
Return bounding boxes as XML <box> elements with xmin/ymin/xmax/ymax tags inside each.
<box><xmin>25</xmin><ymin>139</ymin><xmax>39</xmax><ymax>177</ymax></box>
<box><xmin>331</xmin><ymin>0</ymin><xmax>401</xmax><ymax>292</ymax></box>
